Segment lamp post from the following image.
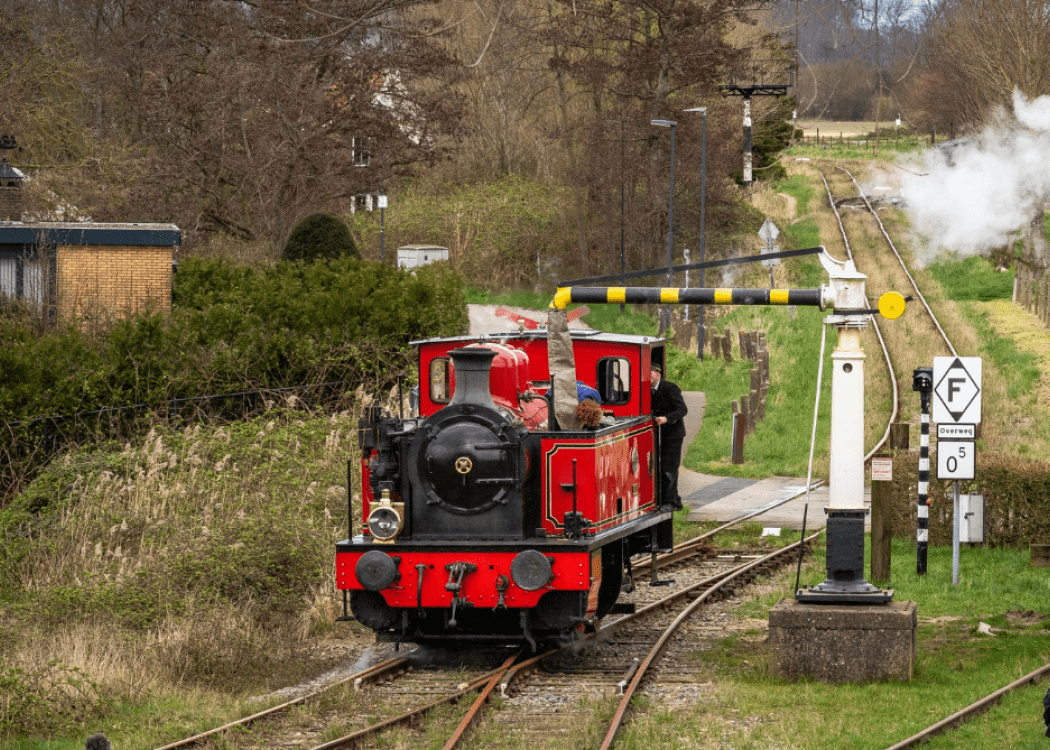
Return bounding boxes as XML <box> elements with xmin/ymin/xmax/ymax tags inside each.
<box><xmin>378</xmin><ymin>189</ymin><xmax>388</xmax><ymax>262</ymax></box>
<box><xmin>608</xmin><ymin>118</ymin><xmax>627</xmax><ymax>312</ymax></box>
<box><xmin>684</xmin><ymin>107</ymin><xmax>708</xmax><ymax>360</ymax></box>
<box><xmin>651</xmin><ymin>119</ymin><xmax>676</xmax><ymax>334</ymax></box>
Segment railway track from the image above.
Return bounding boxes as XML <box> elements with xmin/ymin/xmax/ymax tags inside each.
<box><xmin>883</xmin><ymin>662</ymin><xmax>1050</xmax><ymax>750</ymax></box>
<box><xmin>150</xmin><ymin>514</ymin><xmax>820</xmax><ymax>750</ymax></box>
<box><xmin>814</xmin><ymin>162</ymin><xmax>959</xmax><ymax>455</ymax></box>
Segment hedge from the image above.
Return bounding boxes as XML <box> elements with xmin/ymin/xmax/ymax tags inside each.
<box><xmin>0</xmin><ymin>256</ymin><xmax>467</xmax><ymax>423</ymax></box>
<box><xmin>0</xmin><ymin>257</ymin><xmax>468</xmax><ymax>503</ymax></box>
<box><xmin>887</xmin><ymin>450</ymin><xmax>1050</xmax><ymax>548</ymax></box>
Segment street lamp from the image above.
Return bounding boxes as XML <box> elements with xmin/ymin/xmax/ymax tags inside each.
<box><xmin>377</xmin><ymin>188</ymin><xmax>388</xmax><ymax>262</ymax></box>
<box><xmin>684</xmin><ymin>107</ymin><xmax>708</xmax><ymax>360</ymax></box>
<box><xmin>651</xmin><ymin>119</ymin><xmax>676</xmax><ymax>334</ymax></box>
<box><xmin>608</xmin><ymin>118</ymin><xmax>627</xmax><ymax>312</ymax></box>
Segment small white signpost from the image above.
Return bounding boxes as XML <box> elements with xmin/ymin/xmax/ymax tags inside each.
<box><xmin>871</xmin><ymin>456</ymin><xmax>893</xmax><ymax>482</ymax></box>
<box><xmin>932</xmin><ymin>356</ymin><xmax>982</xmax><ymax>585</ymax></box>
<box><xmin>758</xmin><ymin>218</ymin><xmax>780</xmax><ymax>284</ymax></box>
<box><xmin>937</xmin><ymin>439</ymin><xmax>974</xmax><ymax>480</ymax></box>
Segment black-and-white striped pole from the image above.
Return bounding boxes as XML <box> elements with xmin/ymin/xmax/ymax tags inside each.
<box><xmin>913</xmin><ymin>367</ymin><xmax>933</xmax><ymax>575</ymax></box>
<box><xmin>743</xmin><ymin>97</ymin><xmax>753</xmax><ymax>185</ymax></box>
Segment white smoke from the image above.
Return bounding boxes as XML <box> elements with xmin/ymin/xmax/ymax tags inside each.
<box><xmin>899</xmin><ymin>90</ymin><xmax>1050</xmax><ymax>264</ymax></box>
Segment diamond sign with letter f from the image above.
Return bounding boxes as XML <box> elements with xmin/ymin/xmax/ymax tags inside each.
<box><xmin>932</xmin><ymin>356</ymin><xmax>982</xmax><ymax>424</ymax></box>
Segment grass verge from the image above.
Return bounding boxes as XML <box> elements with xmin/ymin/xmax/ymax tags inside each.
<box><xmin>614</xmin><ymin>538</ymin><xmax>1050</xmax><ymax>750</ymax></box>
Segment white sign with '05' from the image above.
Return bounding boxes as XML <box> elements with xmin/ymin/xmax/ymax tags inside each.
<box><xmin>937</xmin><ymin>440</ymin><xmax>975</xmax><ymax>480</ymax></box>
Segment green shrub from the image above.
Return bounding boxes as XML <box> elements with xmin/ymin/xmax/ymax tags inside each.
<box><xmin>0</xmin><ymin>661</ymin><xmax>106</xmax><ymax>739</ymax></box>
<box><xmin>0</xmin><ymin>256</ymin><xmax>466</xmax><ymax>422</ymax></box>
<box><xmin>747</xmin><ymin>96</ymin><xmax>796</xmax><ymax>183</ymax></box>
<box><xmin>282</xmin><ymin>212</ymin><xmax>359</xmax><ymax>262</ymax></box>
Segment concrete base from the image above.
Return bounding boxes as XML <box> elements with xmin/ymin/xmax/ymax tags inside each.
<box><xmin>768</xmin><ymin>599</ymin><xmax>917</xmax><ymax>682</ymax></box>
<box><xmin>1032</xmin><ymin>544</ymin><xmax>1050</xmax><ymax>567</ymax></box>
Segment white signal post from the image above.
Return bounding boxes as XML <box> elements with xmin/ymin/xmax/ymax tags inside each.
<box><xmin>796</xmin><ymin>251</ymin><xmax>901</xmax><ymax>603</ymax></box>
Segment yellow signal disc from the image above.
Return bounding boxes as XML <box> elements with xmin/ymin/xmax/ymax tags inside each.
<box><xmin>878</xmin><ymin>291</ymin><xmax>906</xmax><ymax>320</ymax></box>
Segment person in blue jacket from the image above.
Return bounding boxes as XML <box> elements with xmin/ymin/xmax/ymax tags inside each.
<box><xmin>576</xmin><ymin>381</ymin><xmax>601</xmax><ymax>403</ymax></box>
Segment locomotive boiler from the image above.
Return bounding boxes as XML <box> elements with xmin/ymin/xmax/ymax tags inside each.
<box><xmin>336</xmin><ymin>313</ymin><xmax>677</xmax><ymax>648</ymax></box>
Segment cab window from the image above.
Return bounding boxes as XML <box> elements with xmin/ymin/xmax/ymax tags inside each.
<box><xmin>597</xmin><ymin>357</ymin><xmax>631</xmax><ymax>405</ymax></box>
<box><xmin>430</xmin><ymin>357</ymin><xmax>451</xmax><ymax>403</ymax></box>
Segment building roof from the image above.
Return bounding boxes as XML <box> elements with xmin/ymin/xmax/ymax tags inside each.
<box><xmin>0</xmin><ymin>159</ymin><xmax>23</xmax><ymax>185</ymax></box>
<box><xmin>0</xmin><ymin>222</ymin><xmax>180</xmax><ymax>246</ymax></box>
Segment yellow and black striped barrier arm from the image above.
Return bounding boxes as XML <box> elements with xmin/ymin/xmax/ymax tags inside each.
<box><xmin>551</xmin><ymin>286</ymin><xmax>825</xmax><ymax>310</ymax></box>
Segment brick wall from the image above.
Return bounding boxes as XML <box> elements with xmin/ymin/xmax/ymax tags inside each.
<box><xmin>0</xmin><ymin>186</ymin><xmax>20</xmax><ymax>221</ymax></box>
<box><xmin>56</xmin><ymin>244</ymin><xmax>173</xmax><ymax>322</ymax></box>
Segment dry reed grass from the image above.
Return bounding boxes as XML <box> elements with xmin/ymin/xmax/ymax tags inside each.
<box><xmin>1</xmin><ymin>386</ymin><xmax>410</xmax><ymax>738</ymax></box>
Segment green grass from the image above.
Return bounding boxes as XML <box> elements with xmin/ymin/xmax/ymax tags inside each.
<box><xmin>961</xmin><ymin>303</ymin><xmax>1042</xmax><ymax>401</ymax></box>
<box><xmin>928</xmin><ymin>254</ymin><xmax>1015</xmax><ymax>301</ymax></box>
<box><xmin>927</xmin><ymin>255</ymin><xmax>1042</xmax><ymax>402</ymax></box>
<box><xmin>770</xmin><ymin>174</ymin><xmax>816</xmax><ymax>217</ymax></box>
<box><xmin>680</xmin><ymin>303</ymin><xmax>832</xmax><ymax>478</ymax></box>
<box><xmin>616</xmin><ymin>538</ymin><xmax>1050</xmax><ymax>750</ymax></box>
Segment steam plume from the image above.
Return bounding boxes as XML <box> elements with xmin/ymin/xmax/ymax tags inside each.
<box><xmin>899</xmin><ymin>90</ymin><xmax>1050</xmax><ymax>263</ymax></box>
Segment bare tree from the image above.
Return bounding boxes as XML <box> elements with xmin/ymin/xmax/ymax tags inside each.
<box><xmin>915</xmin><ymin>0</ymin><xmax>1050</xmax><ymax>133</ymax></box>
<box><xmin>439</xmin><ymin>0</ymin><xmax>565</xmax><ymax>180</ymax></box>
<box><xmin>0</xmin><ymin>5</ymin><xmax>94</xmax><ymax>184</ymax></box>
<box><xmin>11</xmin><ymin>0</ymin><xmax>466</xmax><ymax>251</ymax></box>
<box><xmin>533</xmin><ymin>0</ymin><xmax>771</xmax><ymax>276</ymax></box>
<box><xmin>791</xmin><ymin>0</ymin><xmax>924</xmax><ymax>122</ymax></box>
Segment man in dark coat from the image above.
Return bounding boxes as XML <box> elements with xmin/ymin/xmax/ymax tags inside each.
<box><xmin>650</xmin><ymin>365</ymin><xmax>688</xmax><ymax>510</ymax></box>
<box><xmin>1043</xmin><ymin>683</ymin><xmax>1050</xmax><ymax>737</ymax></box>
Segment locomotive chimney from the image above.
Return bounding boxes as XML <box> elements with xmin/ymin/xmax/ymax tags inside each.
<box><xmin>448</xmin><ymin>347</ymin><xmax>498</xmax><ymax>411</ymax></box>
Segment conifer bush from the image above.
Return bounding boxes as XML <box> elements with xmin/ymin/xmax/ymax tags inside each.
<box><xmin>282</xmin><ymin>212</ymin><xmax>359</xmax><ymax>262</ymax></box>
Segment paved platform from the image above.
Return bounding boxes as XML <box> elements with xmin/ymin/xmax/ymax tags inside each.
<box><xmin>682</xmin><ymin>473</ymin><xmax>850</xmax><ymax>531</ymax></box>
<box><xmin>676</xmin><ymin>390</ymin><xmax>870</xmax><ymax>532</ymax></box>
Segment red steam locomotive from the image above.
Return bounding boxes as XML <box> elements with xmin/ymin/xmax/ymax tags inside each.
<box><xmin>336</xmin><ymin>313</ymin><xmax>676</xmax><ymax>648</ymax></box>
